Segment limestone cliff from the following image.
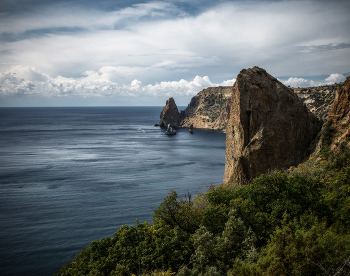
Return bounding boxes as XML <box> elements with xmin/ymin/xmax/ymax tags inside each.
<box><xmin>293</xmin><ymin>83</ymin><xmax>341</xmax><ymax>120</ymax></box>
<box><xmin>325</xmin><ymin>76</ymin><xmax>350</xmax><ymax>151</ymax></box>
<box><xmin>223</xmin><ymin>67</ymin><xmax>323</xmax><ymax>185</ymax></box>
<box><xmin>180</xmin><ymin>86</ymin><xmax>232</xmax><ymax>132</ymax></box>
<box><xmin>329</xmin><ymin>76</ymin><xmax>350</xmax><ymax>123</ymax></box>
<box><xmin>159</xmin><ymin>97</ymin><xmax>181</xmax><ymax>128</ymax></box>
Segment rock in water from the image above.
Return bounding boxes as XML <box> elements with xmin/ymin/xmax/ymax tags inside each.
<box><xmin>164</xmin><ymin>124</ymin><xmax>176</xmax><ymax>135</ymax></box>
<box><xmin>159</xmin><ymin>97</ymin><xmax>181</xmax><ymax>128</ymax></box>
<box><xmin>223</xmin><ymin>67</ymin><xmax>323</xmax><ymax>185</ymax></box>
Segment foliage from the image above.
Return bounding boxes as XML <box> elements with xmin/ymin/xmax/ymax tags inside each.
<box><xmin>187</xmin><ymin>209</ymin><xmax>257</xmax><ymax>276</ymax></box>
<box><xmin>320</xmin><ymin>120</ymin><xmax>336</xmax><ymax>158</ymax></box>
<box><xmin>56</xmin><ymin>147</ymin><xmax>350</xmax><ymax>276</ymax></box>
<box><xmin>153</xmin><ymin>190</ymin><xmax>202</xmax><ymax>234</ymax></box>
<box><xmin>56</xmin><ymin>220</ymin><xmax>191</xmax><ymax>275</ymax></box>
<box><xmin>256</xmin><ymin>68</ymin><xmax>267</xmax><ymax>75</ymax></box>
<box><xmin>197</xmin><ymin>93</ymin><xmax>227</xmax><ymax>122</ymax></box>
<box><xmin>230</xmin><ymin>213</ymin><xmax>350</xmax><ymax>276</ymax></box>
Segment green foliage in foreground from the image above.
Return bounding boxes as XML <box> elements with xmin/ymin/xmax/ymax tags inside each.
<box><xmin>56</xmin><ymin>149</ymin><xmax>350</xmax><ymax>276</ymax></box>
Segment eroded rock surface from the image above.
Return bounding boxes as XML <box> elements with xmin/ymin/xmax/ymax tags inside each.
<box><xmin>159</xmin><ymin>97</ymin><xmax>181</xmax><ymax>128</ymax></box>
<box><xmin>328</xmin><ymin>76</ymin><xmax>350</xmax><ymax>149</ymax></box>
<box><xmin>180</xmin><ymin>86</ymin><xmax>232</xmax><ymax>132</ymax></box>
<box><xmin>329</xmin><ymin>77</ymin><xmax>350</xmax><ymax>122</ymax></box>
<box><xmin>223</xmin><ymin>67</ymin><xmax>323</xmax><ymax>185</ymax></box>
<box><xmin>293</xmin><ymin>83</ymin><xmax>341</xmax><ymax>120</ymax></box>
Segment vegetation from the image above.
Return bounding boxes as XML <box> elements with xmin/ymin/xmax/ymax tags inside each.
<box><xmin>300</xmin><ymin>85</ymin><xmax>339</xmax><ymax>119</ymax></box>
<box><xmin>256</xmin><ymin>68</ymin><xmax>267</xmax><ymax>75</ymax></box>
<box><xmin>56</xmin><ymin>146</ymin><xmax>350</xmax><ymax>276</ymax></box>
<box><xmin>197</xmin><ymin>93</ymin><xmax>227</xmax><ymax>122</ymax></box>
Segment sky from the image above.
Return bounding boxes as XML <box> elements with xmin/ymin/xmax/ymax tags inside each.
<box><xmin>0</xmin><ymin>0</ymin><xmax>349</xmax><ymax>107</ymax></box>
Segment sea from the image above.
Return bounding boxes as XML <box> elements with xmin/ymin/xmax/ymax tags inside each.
<box><xmin>0</xmin><ymin>106</ymin><xmax>226</xmax><ymax>276</ymax></box>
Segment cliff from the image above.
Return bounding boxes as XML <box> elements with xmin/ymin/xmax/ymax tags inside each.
<box><xmin>179</xmin><ymin>86</ymin><xmax>232</xmax><ymax>132</ymax></box>
<box><xmin>223</xmin><ymin>67</ymin><xmax>323</xmax><ymax>185</ymax></box>
<box><xmin>328</xmin><ymin>76</ymin><xmax>350</xmax><ymax>149</ymax></box>
<box><xmin>293</xmin><ymin>83</ymin><xmax>341</xmax><ymax>120</ymax></box>
<box><xmin>329</xmin><ymin>76</ymin><xmax>350</xmax><ymax>123</ymax></box>
<box><xmin>313</xmin><ymin>76</ymin><xmax>350</xmax><ymax>155</ymax></box>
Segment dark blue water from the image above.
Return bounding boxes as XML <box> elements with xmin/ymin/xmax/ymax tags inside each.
<box><xmin>0</xmin><ymin>107</ymin><xmax>226</xmax><ymax>276</ymax></box>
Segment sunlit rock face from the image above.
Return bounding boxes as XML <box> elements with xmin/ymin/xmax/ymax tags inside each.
<box><xmin>179</xmin><ymin>86</ymin><xmax>233</xmax><ymax>132</ymax></box>
<box><xmin>329</xmin><ymin>76</ymin><xmax>350</xmax><ymax>123</ymax></box>
<box><xmin>327</xmin><ymin>76</ymin><xmax>350</xmax><ymax>149</ymax></box>
<box><xmin>223</xmin><ymin>67</ymin><xmax>323</xmax><ymax>185</ymax></box>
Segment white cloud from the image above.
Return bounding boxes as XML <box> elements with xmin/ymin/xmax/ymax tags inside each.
<box><xmin>0</xmin><ymin>66</ymin><xmax>235</xmax><ymax>99</ymax></box>
<box><xmin>325</xmin><ymin>73</ymin><xmax>346</xmax><ymax>83</ymax></box>
<box><xmin>1</xmin><ymin>0</ymin><xmax>349</xmax><ymax>80</ymax></box>
<box><xmin>8</xmin><ymin>65</ymin><xmax>49</xmax><ymax>81</ymax></box>
<box><xmin>280</xmin><ymin>77</ymin><xmax>310</xmax><ymax>87</ymax></box>
<box><xmin>220</xmin><ymin>78</ymin><xmax>236</xmax><ymax>86</ymax></box>
<box><xmin>280</xmin><ymin>73</ymin><xmax>346</xmax><ymax>88</ymax></box>
<box><xmin>0</xmin><ymin>0</ymin><xmax>349</xmax><ymax>106</ymax></box>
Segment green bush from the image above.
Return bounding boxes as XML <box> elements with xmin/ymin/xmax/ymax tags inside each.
<box><xmin>56</xmin><ymin>148</ymin><xmax>350</xmax><ymax>276</ymax></box>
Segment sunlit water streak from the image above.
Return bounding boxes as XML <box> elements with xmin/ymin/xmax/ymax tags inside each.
<box><xmin>0</xmin><ymin>107</ymin><xmax>226</xmax><ymax>275</ymax></box>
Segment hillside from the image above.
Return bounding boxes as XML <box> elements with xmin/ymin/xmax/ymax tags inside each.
<box><xmin>179</xmin><ymin>86</ymin><xmax>232</xmax><ymax>132</ymax></box>
<box><xmin>56</xmin><ymin>73</ymin><xmax>350</xmax><ymax>276</ymax></box>
<box><xmin>293</xmin><ymin>83</ymin><xmax>342</xmax><ymax>120</ymax></box>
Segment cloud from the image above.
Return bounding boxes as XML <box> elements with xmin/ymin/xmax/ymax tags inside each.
<box><xmin>280</xmin><ymin>73</ymin><xmax>346</xmax><ymax>88</ymax></box>
<box><xmin>280</xmin><ymin>77</ymin><xmax>310</xmax><ymax>88</ymax></box>
<box><xmin>0</xmin><ymin>0</ymin><xmax>349</xmax><ymax>107</ymax></box>
<box><xmin>0</xmin><ymin>1</ymin><xmax>181</xmax><ymax>37</ymax></box>
<box><xmin>1</xmin><ymin>0</ymin><xmax>349</xmax><ymax>80</ymax></box>
<box><xmin>220</xmin><ymin>78</ymin><xmax>236</xmax><ymax>86</ymax></box>
<box><xmin>0</xmin><ymin>66</ymin><xmax>235</xmax><ymax>98</ymax></box>
<box><xmin>325</xmin><ymin>73</ymin><xmax>346</xmax><ymax>83</ymax></box>
<box><xmin>298</xmin><ymin>43</ymin><xmax>350</xmax><ymax>54</ymax></box>
<box><xmin>8</xmin><ymin>65</ymin><xmax>49</xmax><ymax>81</ymax></box>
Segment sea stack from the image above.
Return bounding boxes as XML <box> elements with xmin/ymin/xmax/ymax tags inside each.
<box><xmin>159</xmin><ymin>97</ymin><xmax>181</xmax><ymax>128</ymax></box>
<box><xmin>223</xmin><ymin>67</ymin><xmax>323</xmax><ymax>185</ymax></box>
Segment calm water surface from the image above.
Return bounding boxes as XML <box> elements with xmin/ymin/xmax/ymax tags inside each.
<box><xmin>0</xmin><ymin>107</ymin><xmax>226</xmax><ymax>275</ymax></box>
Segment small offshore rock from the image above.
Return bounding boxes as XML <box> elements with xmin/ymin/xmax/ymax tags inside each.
<box><xmin>164</xmin><ymin>124</ymin><xmax>176</xmax><ymax>135</ymax></box>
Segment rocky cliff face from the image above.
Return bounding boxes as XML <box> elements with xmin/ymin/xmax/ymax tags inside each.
<box><xmin>329</xmin><ymin>77</ymin><xmax>350</xmax><ymax>122</ymax></box>
<box><xmin>327</xmin><ymin>76</ymin><xmax>350</xmax><ymax>149</ymax></box>
<box><xmin>293</xmin><ymin>83</ymin><xmax>341</xmax><ymax>120</ymax></box>
<box><xmin>223</xmin><ymin>67</ymin><xmax>323</xmax><ymax>185</ymax></box>
<box><xmin>180</xmin><ymin>86</ymin><xmax>232</xmax><ymax>132</ymax></box>
<box><xmin>159</xmin><ymin>97</ymin><xmax>181</xmax><ymax>128</ymax></box>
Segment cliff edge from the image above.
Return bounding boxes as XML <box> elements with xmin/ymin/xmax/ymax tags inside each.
<box><xmin>223</xmin><ymin>67</ymin><xmax>323</xmax><ymax>185</ymax></box>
